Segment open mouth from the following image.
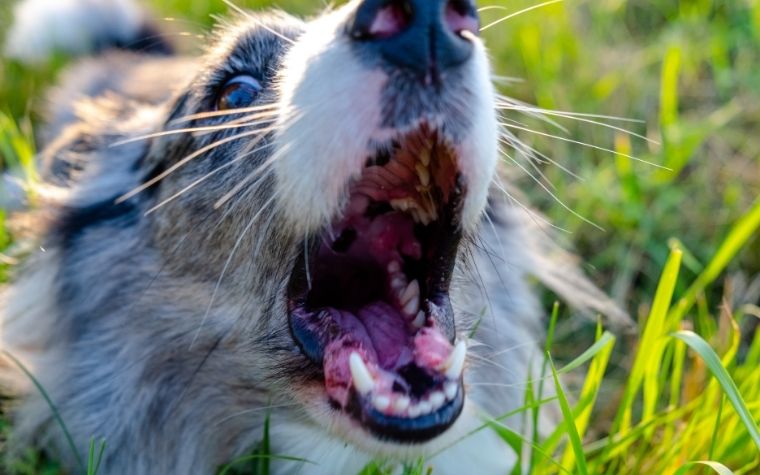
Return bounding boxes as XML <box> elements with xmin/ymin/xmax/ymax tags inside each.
<box><xmin>287</xmin><ymin>126</ymin><xmax>467</xmax><ymax>443</ymax></box>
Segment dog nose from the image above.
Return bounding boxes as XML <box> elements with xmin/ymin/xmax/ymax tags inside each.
<box><xmin>349</xmin><ymin>0</ymin><xmax>479</xmax><ymax>82</ymax></box>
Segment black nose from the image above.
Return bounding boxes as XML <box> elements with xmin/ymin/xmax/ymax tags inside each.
<box><xmin>349</xmin><ymin>0</ymin><xmax>480</xmax><ymax>82</ymax></box>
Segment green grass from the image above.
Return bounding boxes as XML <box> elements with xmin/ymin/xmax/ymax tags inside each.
<box><xmin>2</xmin><ymin>0</ymin><xmax>760</xmax><ymax>473</ymax></box>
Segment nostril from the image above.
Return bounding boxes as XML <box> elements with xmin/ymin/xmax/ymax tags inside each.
<box><xmin>445</xmin><ymin>0</ymin><xmax>479</xmax><ymax>38</ymax></box>
<box><xmin>351</xmin><ymin>0</ymin><xmax>413</xmax><ymax>40</ymax></box>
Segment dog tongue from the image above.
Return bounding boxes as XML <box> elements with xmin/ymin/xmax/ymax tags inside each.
<box><xmin>320</xmin><ymin>302</ymin><xmax>449</xmax><ymax>407</ymax></box>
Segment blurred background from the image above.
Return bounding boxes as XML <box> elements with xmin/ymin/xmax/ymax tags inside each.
<box><xmin>1</xmin><ymin>0</ymin><xmax>759</xmax><ymax>473</ymax></box>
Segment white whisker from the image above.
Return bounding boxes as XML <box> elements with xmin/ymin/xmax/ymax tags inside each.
<box><xmin>500</xmin><ymin>122</ymin><xmax>669</xmax><ymax>170</ymax></box>
<box><xmin>480</xmin><ymin>0</ymin><xmax>564</xmax><ymax>32</ymax></box>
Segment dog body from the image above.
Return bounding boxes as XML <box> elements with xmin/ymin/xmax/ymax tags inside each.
<box><xmin>1</xmin><ymin>1</ymin><xmax>620</xmax><ymax>473</ymax></box>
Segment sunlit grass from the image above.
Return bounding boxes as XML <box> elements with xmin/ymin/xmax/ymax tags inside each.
<box><xmin>1</xmin><ymin>0</ymin><xmax>759</xmax><ymax>473</ymax></box>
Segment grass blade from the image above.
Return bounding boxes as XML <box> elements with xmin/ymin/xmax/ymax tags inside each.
<box><xmin>674</xmin><ymin>461</ymin><xmax>734</xmax><ymax>475</ymax></box>
<box><xmin>672</xmin><ymin>330</ymin><xmax>760</xmax><ymax>451</ymax></box>
<box><xmin>549</xmin><ymin>353</ymin><xmax>588</xmax><ymax>475</ymax></box>
<box><xmin>1</xmin><ymin>350</ymin><xmax>85</xmax><ymax>472</ymax></box>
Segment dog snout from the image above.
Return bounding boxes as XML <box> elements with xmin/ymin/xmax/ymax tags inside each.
<box><xmin>349</xmin><ymin>0</ymin><xmax>479</xmax><ymax>82</ymax></box>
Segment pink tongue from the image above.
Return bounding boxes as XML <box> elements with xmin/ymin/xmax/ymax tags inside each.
<box><xmin>320</xmin><ymin>304</ymin><xmax>453</xmax><ymax>408</ymax></box>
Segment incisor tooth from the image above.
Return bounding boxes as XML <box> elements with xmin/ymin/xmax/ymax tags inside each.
<box><xmin>429</xmin><ymin>391</ymin><xmax>445</xmax><ymax>410</ymax></box>
<box><xmin>393</xmin><ymin>396</ymin><xmax>410</xmax><ymax>413</ymax></box>
<box><xmin>373</xmin><ymin>395</ymin><xmax>390</xmax><ymax>412</ymax></box>
<box><xmin>349</xmin><ymin>352</ymin><xmax>374</xmax><ymax>396</ymax></box>
<box><xmin>408</xmin><ymin>404</ymin><xmax>422</xmax><ymax>418</ymax></box>
<box><xmin>441</xmin><ymin>341</ymin><xmax>466</xmax><ymax>380</ymax></box>
<box><xmin>387</xmin><ymin>261</ymin><xmax>401</xmax><ymax>273</ymax></box>
<box><xmin>418</xmin><ymin>399</ymin><xmax>433</xmax><ymax>415</ymax></box>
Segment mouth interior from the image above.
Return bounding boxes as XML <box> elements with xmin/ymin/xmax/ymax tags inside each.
<box><xmin>288</xmin><ymin>127</ymin><xmax>466</xmax><ymax>442</ymax></box>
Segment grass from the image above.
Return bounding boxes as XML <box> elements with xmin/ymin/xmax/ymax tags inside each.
<box><xmin>1</xmin><ymin>0</ymin><xmax>760</xmax><ymax>473</ymax></box>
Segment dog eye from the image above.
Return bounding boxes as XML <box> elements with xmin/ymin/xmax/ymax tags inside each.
<box><xmin>216</xmin><ymin>75</ymin><xmax>262</xmax><ymax>111</ymax></box>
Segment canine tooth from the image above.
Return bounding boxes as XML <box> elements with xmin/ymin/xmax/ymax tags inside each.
<box><xmin>444</xmin><ymin>381</ymin><xmax>458</xmax><ymax>400</ymax></box>
<box><xmin>349</xmin><ymin>352</ymin><xmax>374</xmax><ymax>396</ymax></box>
<box><xmin>387</xmin><ymin>261</ymin><xmax>401</xmax><ymax>273</ymax></box>
<box><xmin>400</xmin><ymin>280</ymin><xmax>419</xmax><ymax>305</ymax></box>
<box><xmin>393</xmin><ymin>396</ymin><xmax>410</xmax><ymax>413</ymax></box>
<box><xmin>373</xmin><ymin>395</ymin><xmax>391</xmax><ymax>412</ymax></box>
<box><xmin>429</xmin><ymin>391</ymin><xmax>446</xmax><ymax>410</ymax></box>
<box><xmin>408</xmin><ymin>404</ymin><xmax>422</xmax><ymax>418</ymax></box>
<box><xmin>415</xmin><ymin>163</ymin><xmax>430</xmax><ymax>186</ymax></box>
<box><xmin>441</xmin><ymin>341</ymin><xmax>466</xmax><ymax>380</ymax></box>
<box><xmin>418</xmin><ymin>399</ymin><xmax>433</xmax><ymax>415</ymax></box>
<box><xmin>412</xmin><ymin>310</ymin><xmax>426</xmax><ymax>328</ymax></box>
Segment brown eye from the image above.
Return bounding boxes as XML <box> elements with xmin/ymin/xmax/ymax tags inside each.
<box><xmin>216</xmin><ymin>75</ymin><xmax>262</xmax><ymax>111</ymax></box>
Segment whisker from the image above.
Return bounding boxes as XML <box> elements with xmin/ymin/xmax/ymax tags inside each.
<box><xmin>112</xmin><ymin>115</ymin><xmax>277</xmax><ymax>146</ymax></box>
<box><xmin>498</xmin><ymin>148</ymin><xmax>603</xmax><ymax>231</ymax></box>
<box><xmin>223</xmin><ymin>0</ymin><xmax>295</xmax><ymax>44</ymax></box>
<box><xmin>480</xmin><ymin>0</ymin><xmax>564</xmax><ymax>32</ymax></box>
<box><xmin>213</xmin><ymin>146</ymin><xmax>288</xmax><ymax>209</ymax></box>
<box><xmin>145</xmin><ymin>143</ymin><xmax>275</xmax><ymax>215</ymax></box>
<box><xmin>189</xmin><ymin>192</ymin><xmax>278</xmax><ymax>349</ymax></box>
<box><xmin>499</xmin><ymin>122</ymin><xmax>669</xmax><ymax>170</ymax></box>
<box><xmin>502</xmin><ymin>128</ymin><xmax>584</xmax><ymax>181</ymax></box>
<box><xmin>495</xmin><ymin>97</ymin><xmax>645</xmax><ymax>123</ymax></box>
<box><xmin>170</xmin><ymin>103</ymin><xmax>278</xmax><ymax>124</ymax></box>
<box><xmin>117</xmin><ymin>126</ymin><xmax>278</xmax><ymax>203</ymax></box>
<box><xmin>490</xmin><ymin>175</ymin><xmax>568</xmax><ymax>233</ymax></box>
<box><xmin>499</xmin><ymin>103</ymin><xmax>657</xmax><ymax>144</ymax></box>
<box><xmin>498</xmin><ymin>136</ymin><xmax>556</xmax><ymax>191</ymax></box>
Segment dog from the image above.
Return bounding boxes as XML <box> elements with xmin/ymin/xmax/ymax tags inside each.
<box><xmin>1</xmin><ymin>0</ymin><xmax>624</xmax><ymax>473</ymax></box>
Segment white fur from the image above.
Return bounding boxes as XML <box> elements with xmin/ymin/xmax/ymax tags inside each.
<box><xmin>272</xmin><ymin>401</ymin><xmax>514</xmax><ymax>474</ymax></box>
<box><xmin>273</xmin><ymin>2</ymin><xmax>499</xmax><ymax>235</ymax></box>
<box><xmin>274</xmin><ymin>5</ymin><xmax>387</xmax><ymax>234</ymax></box>
<box><xmin>454</xmin><ymin>42</ymin><xmax>499</xmax><ymax>230</ymax></box>
<box><xmin>5</xmin><ymin>0</ymin><xmax>143</xmax><ymax>64</ymax></box>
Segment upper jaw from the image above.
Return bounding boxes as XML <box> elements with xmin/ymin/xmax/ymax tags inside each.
<box><xmin>286</xmin><ymin>124</ymin><xmax>473</xmax><ymax>443</ymax></box>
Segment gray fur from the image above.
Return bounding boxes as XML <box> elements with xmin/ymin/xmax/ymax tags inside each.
<box><xmin>1</xmin><ymin>2</ymin><xmax>624</xmax><ymax>473</ymax></box>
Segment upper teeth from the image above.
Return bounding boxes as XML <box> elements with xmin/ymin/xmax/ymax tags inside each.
<box><xmin>349</xmin><ymin>352</ymin><xmax>375</xmax><ymax>395</ymax></box>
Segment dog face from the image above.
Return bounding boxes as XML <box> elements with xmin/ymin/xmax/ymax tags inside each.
<box><xmin>140</xmin><ymin>0</ymin><xmax>498</xmax><ymax>455</ymax></box>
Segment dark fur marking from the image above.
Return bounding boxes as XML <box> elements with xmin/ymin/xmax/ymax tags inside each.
<box><xmin>54</xmin><ymin>195</ymin><xmax>140</xmax><ymax>248</ymax></box>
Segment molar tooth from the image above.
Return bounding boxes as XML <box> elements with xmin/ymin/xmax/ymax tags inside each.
<box><xmin>408</xmin><ymin>404</ymin><xmax>421</xmax><ymax>418</ymax></box>
<box><xmin>415</xmin><ymin>163</ymin><xmax>430</xmax><ymax>186</ymax></box>
<box><xmin>387</xmin><ymin>261</ymin><xmax>401</xmax><ymax>274</ymax></box>
<box><xmin>373</xmin><ymin>395</ymin><xmax>391</xmax><ymax>412</ymax></box>
<box><xmin>444</xmin><ymin>381</ymin><xmax>458</xmax><ymax>400</ymax></box>
<box><xmin>393</xmin><ymin>396</ymin><xmax>410</xmax><ymax>413</ymax></box>
<box><xmin>349</xmin><ymin>352</ymin><xmax>374</xmax><ymax>396</ymax></box>
<box><xmin>441</xmin><ymin>341</ymin><xmax>466</xmax><ymax>380</ymax></box>
<box><xmin>412</xmin><ymin>310</ymin><xmax>426</xmax><ymax>328</ymax></box>
<box><xmin>391</xmin><ymin>275</ymin><xmax>406</xmax><ymax>291</ymax></box>
<box><xmin>429</xmin><ymin>391</ymin><xmax>446</xmax><ymax>410</ymax></box>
